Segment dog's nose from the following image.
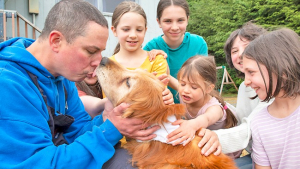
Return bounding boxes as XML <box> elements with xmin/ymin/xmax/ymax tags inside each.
<box><xmin>100</xmin><ymin>57</ymin><xmax>109</xmax><ymax>66</ymax></box>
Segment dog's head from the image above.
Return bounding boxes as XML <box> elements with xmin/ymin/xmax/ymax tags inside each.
<box><xmin>95</xmin><ymin>57</ymin><xmax>185</xmax><ymax>124</ymax></box>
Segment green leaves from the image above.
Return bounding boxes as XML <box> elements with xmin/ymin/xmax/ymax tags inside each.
<box><xmin>187</xmin><ymin>0</ymin><xmax>300</xmax><ymax>93</ymax></box>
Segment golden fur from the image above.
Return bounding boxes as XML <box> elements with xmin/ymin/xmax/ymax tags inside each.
<box><xmin>96</xmin><ymin>57</ymin><xmax>237</xmax><ymax>169</ymax></box>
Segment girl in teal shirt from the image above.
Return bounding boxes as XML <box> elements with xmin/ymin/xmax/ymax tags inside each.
<box><xmin>144</xmin><ymin>0</ymin><xmax>208</xmax><ymax>103</ymax></box>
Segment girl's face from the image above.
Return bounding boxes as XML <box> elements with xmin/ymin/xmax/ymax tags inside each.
<box><xmin>178</xmin><ymin>75</ymin><xmax>213</xmax><ymax>104</ymax></box>
<box><xmin>157</xmin><ymin>5</ymin><xmax>188</xmax><ymax>46</ymax></box>
<box><xmin>111</xmin><ymin>12</ymin><xmax>147</xmax><ymax>53</ymax></box>
<box><xmin>84</xmin><ymin>75</ymin><xmax>98</xmax><ymax>85</ymax></box>
<box><xmin>243</xmin><ymin>57</ymin><xmax>276</xmax><ymax>100</ymax></box>
<box><xmin>231</xmin><ymin>36</ymin><xmax>250</xmax><ymax>73</ymax></box>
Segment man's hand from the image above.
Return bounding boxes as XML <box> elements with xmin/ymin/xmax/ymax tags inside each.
<box><xmin>103</xmin><ymin>100</ymin><xmax>160</xmax><ymax>141</ymax></box>
<box><xmin>197</xmin><ymin>128</ymin><xmax>222</xmax><ymax>156</ymax></box>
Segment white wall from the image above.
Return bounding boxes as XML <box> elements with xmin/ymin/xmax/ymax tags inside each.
<box><xmin>3</xmin><ymin>0</ymin><xmax>162</xmax><ymax>57</ymax></box>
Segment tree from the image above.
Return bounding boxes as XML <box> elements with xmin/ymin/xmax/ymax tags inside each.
<box><xmin>187</xmin><ymin>0</ymin><xmax>300</xmax><ymax>93</ymax></box>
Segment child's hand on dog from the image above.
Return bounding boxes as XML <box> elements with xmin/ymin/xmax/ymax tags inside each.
<box><xmin>198</xmin><ymin>128</ymin><xmax>222</xmax><ymax>156</ymax></box>
<box><xmin>103</xmin><ymin>100</ymin><xmax>161</xmax><ymax>141</ymax></box>
<box><xmin>156</xmin><ymin>74</ymin><xmax>174</xmax><ymax>105</ymax></box>
<box><xmin>167</xmin><ymin>119</ymin><xmax>198</xmax><ymax>146</ymax></box>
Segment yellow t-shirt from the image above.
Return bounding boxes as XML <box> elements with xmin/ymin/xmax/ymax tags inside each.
<box><xmin>102</xmin><ymin>54</ymin><xmax>168</xmax><ymax>98</ymax></box>
<box><xmin>110</xmin><ymin>54</ymin><xmax>167</xmax><ymax>77</ymax></box>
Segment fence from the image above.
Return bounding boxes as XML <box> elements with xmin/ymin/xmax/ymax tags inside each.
<box><xmin>0</xmin><ymin>10</ymin><xmax>41</xmax><ymax>42</ymax></box>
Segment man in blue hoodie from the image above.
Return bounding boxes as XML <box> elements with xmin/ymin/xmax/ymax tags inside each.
<box><xmin>0</xmin><ymin>0</ymin><xmax>161</xmax><ymax>168</ymax></box>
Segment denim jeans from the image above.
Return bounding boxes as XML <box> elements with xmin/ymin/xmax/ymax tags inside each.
<box><xmin>235</xmin><ymin>154</ymin><xmax>253</xmax><ymax>169</ymax></box>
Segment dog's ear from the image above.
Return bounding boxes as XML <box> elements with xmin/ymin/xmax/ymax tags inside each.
<box><xmin>119</xmin><ymin>75</ymin><xmax>166</xmax><ymax>120</ymax></box>
<box><xmin>121</xmin><ymin>84</ymin><xmax>165</xmax><ymax>120</ymax></box>
<box><xmin>165</xmin><ymin>104</ymin><xmax>186</xmax><ymax>119</ymax></box>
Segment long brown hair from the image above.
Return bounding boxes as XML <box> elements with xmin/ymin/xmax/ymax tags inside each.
<box><xmin>157</xmin><ymin>0</ymin><xmax>190</xmax><ymax>21</ymax></box>
<box><xmin>177</xmin><ymin>56</ymin><xmax>237</xmax><ymax>128</ymax></box>
<box><xmin>224</xmin><ymin>22</ymin><xmax>267</xmax><ymax>78</ymax></box>
<box><xmin>76</xmin><ymin>81</ymin><xmax>102</xmax><ymax>98</ymax></box>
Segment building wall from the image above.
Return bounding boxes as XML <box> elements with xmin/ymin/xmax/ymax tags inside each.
<box><xmin>3</xmin><ymin>0</ymin><xmax>162</xmax><ymax>56</ymax></box>
<box><xmin>3</xmin><ymin>0</ymin><xmax>55</xmax><ymax>39</ymax></box>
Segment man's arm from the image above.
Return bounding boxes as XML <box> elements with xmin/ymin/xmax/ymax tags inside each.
<box><xmin>0</xmin><ymin>74</ymin><xmax>122</xmax><ymax>168</ymax></box>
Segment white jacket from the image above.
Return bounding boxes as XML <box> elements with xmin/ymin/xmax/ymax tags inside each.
<box><xmin>215</xmin><ymin>82</ymin><xmax>273</xmax><ymax>154</ymax></box>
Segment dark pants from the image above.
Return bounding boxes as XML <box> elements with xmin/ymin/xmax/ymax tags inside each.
<box><xmin>235</xmin><ymin>154</ymin><xmax>253</xmax><ymax>169</ymax></box>
<box><xmin>102</xmin><ymin>144</ymin><xmax>137</xmax><ymax>169</ymax></box>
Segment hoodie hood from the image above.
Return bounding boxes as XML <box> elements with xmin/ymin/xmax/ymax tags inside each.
<box><xmin>0</xmin><ymin>37</ymin><xmax>53</xmax><ymax>78</ymax></box>
<box><xmin>0</xmin><ymin>37</ymin><xmax>67</xmax><ymax>115</ymax></box>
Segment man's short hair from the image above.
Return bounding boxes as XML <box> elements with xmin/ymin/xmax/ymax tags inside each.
<box><xmin>39</xmin><ymin>0</ymin><xmax>108</xmax><ymax>43</ymax></box>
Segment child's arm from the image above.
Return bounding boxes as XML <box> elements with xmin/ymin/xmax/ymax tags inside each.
<box><xmin>167</xmin><ymin>105</ymin><xmax>224</xmax><ymax>146</ymax></box>
<box><xmin>198</xmin><ymin>105</ymin><xmax>224</xmax><ymax>127</ymax></box>
<box><xmin>80</xmin><ymin>96</ymin><xmax>107</xmax><ymax>118</ymax></box>
<box><xmin>168</xmin><ymin>75</ymin><xmax>179</xmax><ymax>91</ymax></box>
<box><xmin>156</xmin><ymin>65</ymin><xmax>178</xmax><ymax>91</ymax></box>
<box><xmin>254</xmin><ymin>164</ymin><xmax>271</xmax><ymax>169</ymax></box>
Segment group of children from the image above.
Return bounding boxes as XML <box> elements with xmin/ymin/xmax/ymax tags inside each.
<box><xmin>76</xmin><ymin>0</ymin><xmax>300</xmax><ymax>168</ymax></box>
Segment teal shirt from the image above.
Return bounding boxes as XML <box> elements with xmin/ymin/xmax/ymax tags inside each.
<box><xmin>144</xmin><ymin>32</ymin><xmax>208</xmax><ymax>103</ymax></box>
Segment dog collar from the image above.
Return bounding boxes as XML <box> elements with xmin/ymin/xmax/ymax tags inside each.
<box><xmin>137</xmin><ymin>115</ymin><xmax>189</xmax><ymax>145</ymax></box>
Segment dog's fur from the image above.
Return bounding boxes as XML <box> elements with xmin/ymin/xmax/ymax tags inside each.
<box><xmin>96</xmin><ymin>57</ymin><xmax>237</xmax><ymax>169</ymax></box>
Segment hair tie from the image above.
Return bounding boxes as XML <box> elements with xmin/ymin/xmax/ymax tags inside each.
<box><xmin>223</xmin><ymin>105</ymin><xmax>228</xmax><ymax>110</ymax></box>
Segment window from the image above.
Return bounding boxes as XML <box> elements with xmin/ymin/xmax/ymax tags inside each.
<box><xmin>102</xmin><ymin>0</ymin><xmax>135</xmax><ymax>13</ymax></box>
<box><xmin>86</xmin><ymin>0</ymin><xmax>135</xmax><ymax>13</ymax></box>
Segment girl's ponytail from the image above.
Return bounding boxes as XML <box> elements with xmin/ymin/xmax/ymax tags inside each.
<box><xmin>210</xmin><ymin>90</ymin><xmax>238</xmax><ymax>129</ymax></box>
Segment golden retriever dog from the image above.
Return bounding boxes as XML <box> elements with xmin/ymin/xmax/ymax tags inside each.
<box><xmin>96</xmin><ymin>57</ymin><xmax>237</xmax><ymax>169</ymax></box>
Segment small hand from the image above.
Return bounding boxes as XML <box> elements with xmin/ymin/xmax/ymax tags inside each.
<box><xmin>197</xmin><ymin>128</ymin><xmax>222</xmax><ymax>156</ymax></box>
<box><xmin>148</xmin><ymin>49</ymin><xmax>167</xmax><ymax>61</ymax></box>
<box><xmin>162</xmin><ymin>88</ymin><xmax>173</xmax><ymax>105</ymax></box>
<box><xmin>157</xmin><ymin>74</ymin><xmax>169</xmax><ymax>86</ymax></box>
<box><xmin>167</xmin><ymin>119</ymin><xmax>197</xmax><ymax>146</ymax></box>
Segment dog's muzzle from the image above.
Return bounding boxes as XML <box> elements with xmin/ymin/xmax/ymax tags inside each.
<box><xmin>100</xmin><ymin>57</ymin><xmax>109</xmax><ymax>66</ymax></box>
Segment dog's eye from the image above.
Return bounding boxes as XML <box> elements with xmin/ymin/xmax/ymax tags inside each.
<box><xmin>126</xmin><ymin>78</ymin><xmax>130</xmax><ymax>88</ymax></box>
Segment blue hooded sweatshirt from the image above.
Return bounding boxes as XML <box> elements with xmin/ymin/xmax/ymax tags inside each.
<box><xmin>0</xmin><ymin>38</ymin><xmax>122</xmax><ymax>168</ymax></box>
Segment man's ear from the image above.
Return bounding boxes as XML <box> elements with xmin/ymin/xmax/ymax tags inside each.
<box><xmin>48</xmin><ymin>31</ymin><xmax>63</xmax><ymax>53</ymax></box>
<box><xmin>111</xmin><ymin>26</ymin><xmax>117</xmax><ymax>37</ymax></box>
<box><xmin>156</xmin><ymin>18</ymin><xmax>162</xmax><ymax>28</ymax></box>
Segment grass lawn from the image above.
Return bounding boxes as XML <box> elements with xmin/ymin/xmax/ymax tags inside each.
<box><xmin>221</xmin><ymin>92</ymin><xmax>238</xmax><ymax>106</ymax></box>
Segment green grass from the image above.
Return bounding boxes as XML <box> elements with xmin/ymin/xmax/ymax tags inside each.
<box><xmin>221</xmin><ymin>92</ymin><xmax>237</xmax><ymax>98</ymax></box>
